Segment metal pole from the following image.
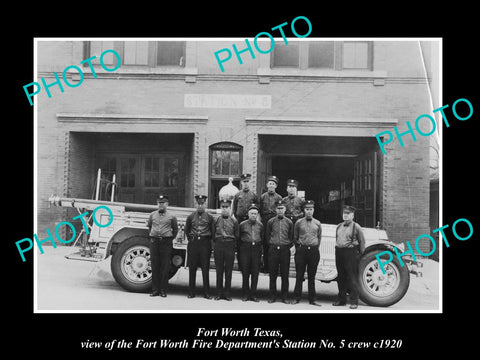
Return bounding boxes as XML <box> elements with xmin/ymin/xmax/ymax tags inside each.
<box><xmin>95</xmin><ymin>168</ymin><xmax>101</xmax><ymax>200</ymax></box>
<box><xmin>111</xmin><ymin>174</ymin><xmax>116</xmax><ymax>202</ymax></box>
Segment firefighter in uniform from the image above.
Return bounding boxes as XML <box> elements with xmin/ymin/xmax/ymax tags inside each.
<box><xmin>232</xmin><ymin>173</ymin><xmax>258</xmax><ymax>223</ymax></box>
<box><xmin>213</xmin><ymin>199</ymin><xmax>239</xmax><ymax>301</ymax></box>
<box><xmin>147</xmin><ymin>195</ymin><xmax>178</xmax><ymax>297</ymax></box>
<box><xmin>238</xmin><ymin>204</ymin><xmax>264</xmax><ymax>302</ymax></box>
<box><xmin>333</xmin><ymin>205</ymin><xmax>366</xmax><ymax>309</ymax></box>
<box><xmin>184</xmin><ymin>195</ymin><xmax>215</xmax><ymax>299</ymax></box>
<box><xmin>259</xmin><ymin>175</ymin><xmax>282</xmax><ymax>272</ymax></box>
<box><xmin>283</xmin><ymin>179</ymin><xmax>305</xmax><ymax>224</ymax></box>
<box><xmin>266</xmin><ymin>199</ymin><xmax>293</xmax><ymax>304</ymax></box>
<box><xmin>292</xmin><ymin>200</ymin><xmax>322</xmax><ymax>306</ymax></box>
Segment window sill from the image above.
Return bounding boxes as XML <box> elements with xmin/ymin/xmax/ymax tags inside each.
<box><xmin>260</xmin><ymin>67</ymin><xmax>386</xmax><ymax>79</ymax></box>
<box><xmin>79</xmin><ymin>65</ymin><xmax>198</xmax><ymax>76</ymax></box>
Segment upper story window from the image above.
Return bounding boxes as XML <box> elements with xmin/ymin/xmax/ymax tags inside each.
<box><xmin>270</xmin><ymin>41</ymin><xmax>372</xmax><ymax>70</ymax></box>
<box><xmin>272</xmin><ymin>42</ymin><xmax>300</xmax><ymax>67</ymax></box>
<box><xmin>308</xmin><ymin>42</ymin><xmax>335</xmax><ymax>68</ymax></box>
<box><xmin>156</xmin><ymin>41</ymin><xmax>185</xmax><ymax>66</ymax></box>
<box><xmin>87</xmin><ymin>41</ymin><xmax>186</xmax><ymax>67</ymax></box>
<box><xmin>342</xmin><ymin>41</ymin><xmax>371</xmax><ymax>69</ymax></box>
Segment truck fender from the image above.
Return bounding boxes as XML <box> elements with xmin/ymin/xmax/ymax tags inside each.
<box><xmin>105</xmin><ymin>227</ymin><xmax>149</xmax><ymax>258</ymax></box>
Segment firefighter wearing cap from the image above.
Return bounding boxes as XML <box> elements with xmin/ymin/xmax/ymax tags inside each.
<box><xmin>283</xmin><ymin>179</ymin><xmax>305</xmax><ymax>224</ymax></box>
<box><xmin>265</xmin><ymin>199</ymin><xmax>294</xmax><ymax>304</ymax></box>
<box><xmin>259</xmin><ymin>175</ymin><xmax>282</xmax><ymax>272</ymax></box>
<box><xmin>147</xmin><ymin>195</ymin><xmax>178</xmax><ymax>297</ymax></box>
<box><xmin>292</xmin><ymin>200</ymin><xmax>322</xmax><ymax>306</ymax></box>
<box><xmin>213</xmin><ymin>199</ymin><xmax>239</xmax><ymax>301</ymax></box>
<box><xmin>238</xmin><ymin>204</ymin><xmax>264</xmax><ymax>302</ymax></box>
<box><xmin>333</xmin><ymin>205</ymin><xmax>366</xmax><ymax>309</ymax></box>
<box><xmin>184</xmin><ymin>195</ymin><xmax>215</xmax><ymax>299</ymax></box>
<box><xmin>232</xmin><ymin>173</ymin><xmax>258</xmax><ymax>223</ymax></box>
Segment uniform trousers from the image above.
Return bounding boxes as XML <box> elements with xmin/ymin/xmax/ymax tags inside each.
<box><xmin>239</xmin><ymin>242</ymin><xmax>262</xmax><ymax>297</ymax></box>
<box><xmin>293</xmin><ymin>245</ymin><xmax>320</xmax><ymax>301</ymax></box>
<box><xmin>187</xmin><ymin>237</ymin><xmax>211</xmax><ymax>295</ymax></box>
<box><xmin>335</xmin><ymin>247</ymin><xmax>360</xmax><ymax>304</ymax></box>
<box><xmin>149</xmin><ymin>237</ymin><xmax>173</xmax><ymax>292</ymax></box>
<box><xmin>268</xmin><ymin>245</ymin><xmax>291</xmax><ymax>300</ymax></box>
<box><xmin>261</xmin><ymin>215</ymin><xmax>275</xmax><ymax>271</ymax></box>
<box><xmin>213</xmin><ymin>240</ymin><xmax>236</xmax><ymax>296</ymax></box>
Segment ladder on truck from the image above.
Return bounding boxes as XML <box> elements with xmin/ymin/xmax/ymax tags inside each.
<box><xmin>61</xmin><ymin>169</ymin><xmax>117</xmax><ymax>262</ymax></box>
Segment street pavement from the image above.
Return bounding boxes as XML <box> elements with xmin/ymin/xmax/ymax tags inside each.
<box><xmin>35</xmin><ymin>245</ymin><xmax>440</xmax><ymax>312</ymax></box>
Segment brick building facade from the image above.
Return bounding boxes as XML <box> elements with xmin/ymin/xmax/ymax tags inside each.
<box><xmin>35</xmin><ymin>39</ymin><xmax>438</xmax><ymax>248</ymax></box>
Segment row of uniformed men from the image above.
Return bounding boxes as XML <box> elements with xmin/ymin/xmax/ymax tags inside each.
<box><xmin>147</xmin><ymin>174</ymin><xmax>365</xmax><ymax>308</ymax></box>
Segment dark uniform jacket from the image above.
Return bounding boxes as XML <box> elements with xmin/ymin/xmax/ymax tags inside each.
<box><xmin>184</xmin><ymin>211</ymin><xmax>215</xmax><ymax>239</ymax></box>
<box><xmin>232</xmin><ymin>190</ymin><xmax>258</xmax><ymax>220</ymax></box>
<box><xmin>260</xmin><ymin>191</ymin><xmax>282</xmax><ymax>220</ymax></box>
<box><xmin>266</xmin><ymin>216</ymin><xmax>293</xmax><ymax>246</ymax></box>
<box><xmin>282</xmin><ymin>195</ymin><xmax>305</xmax><ymax>222</ymax></box>
<box><xmin>213</xmin><ymin>216</ymin><xmax>239</xmax><ymax>242</ymax></box>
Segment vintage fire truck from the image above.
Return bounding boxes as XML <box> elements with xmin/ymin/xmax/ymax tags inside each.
<box><xmin>48</xmin><ymin>192</ymin><xmax>421</xmax><ymax>307</ymax></box>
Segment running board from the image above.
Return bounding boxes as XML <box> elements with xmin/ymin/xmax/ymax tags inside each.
<box><xmin>65</xmin><ymin>250</ymin><xmax>103</xmax><ymax>262</ymax></box>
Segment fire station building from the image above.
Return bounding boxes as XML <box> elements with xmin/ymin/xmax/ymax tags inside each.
<box><xmin>36</xmin><ymin>39</ymin><xmax>439</xmax><ymax>247</ymax></box>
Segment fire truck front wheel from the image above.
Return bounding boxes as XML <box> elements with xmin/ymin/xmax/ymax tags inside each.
<box><xmin>111</xmin><ymin>236</ymin><xmax>181</xmax><ymax>293</ymax></box>
<box><xmin>111</xmin><ymin>236</ymin><xmax>153</xmax><ymax>293</ymax></box>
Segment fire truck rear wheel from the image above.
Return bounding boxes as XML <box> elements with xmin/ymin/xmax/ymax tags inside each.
<box><xmin>357</xmin><ymin>249</ymin><xmax>410</xmax><ymax>307</ymax></box>
<box><xmin>111</xmin><ymin>236</ymin><xmax>181</xmax><ymax>293</ymax></box>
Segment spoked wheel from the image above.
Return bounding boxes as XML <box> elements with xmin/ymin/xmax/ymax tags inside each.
<box><xmin>111</xmin><ymin>236</ymin><xmax>152</xmax><ymax>292</ymax></box>
<box><xmin>358</xmin><ymin>250</ymin><xmax>410</xmax><ymax>307</ymax></box>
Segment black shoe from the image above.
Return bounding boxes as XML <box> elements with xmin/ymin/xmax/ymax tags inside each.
<box><xmin>204</xmin><ymin>294</ymin><xmax>212</xmax><ymax>300</ymax></box>
<box><xmin>282</xmin><ymin>299</ymin><xmax>291</xmax><ymax>305</ymax></box>
<box><xmin>224</xmin><ymin>296</ymin><xmax>232</xmax><ymax>301</ymax></box>
<box><xmin>292</xmin><ymin>299</ymin><xmax>301</xmax><ymax>304</ymax></box>
<box><xmin>150</xmin><ymin>291</ymin><xmax>160</xmax><ymax>297</ymax></box>
<box><xmin>187</xmin><ymin>293</ymin><xmax>196</xmax><ymax>299</ymax></box>
<box><xmin>267</xmin><ymin>297</ymin><xmax>276</xmax><ymax>304</ymax></box>
<box><xmin>214</xmin><ymin>295</ymin><xmax>222</xmax><ymax>301</ymax></box>
<box><xmin>350</xmin><ymin>304</ymin><xmax>358</xmax><ymax>309</ymax></box>
<box><xmin>309</xmin><ymin>300</ymin><xmax>322</xmax><ymax>307</ymax></box>
<box><xmin>160</xmin><ymin>290</ymin><xmax>167</xmax><ymax>298</ymax></box>
<box><xmin>249</xmin><ymin>297</ymin><xmax>260</xmax><ymax>303</ymax></box>
<box><xmin>242</xmin><ymin>296</ymin><xmax>249</xmax><ymax>302</ymax></box>
<box><xmin>332</xmin><ymin>300</ymin><xmax>346</xmax><ymax>306</ymax></box>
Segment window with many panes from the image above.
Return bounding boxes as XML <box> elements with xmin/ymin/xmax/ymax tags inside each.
<box><xmin>87</xmin><ymin>41</ymin><xmax>186</xmax><ymax>67</ymax></box>
<box><xmin>210</xmin><ymin>143</ymin><xmax>242</xmax><ymax>178</ymax></box>
<box><xmin>271</xmin><ymin>41</ymin><xmax>372</xmax><ymax>70</ymax></box>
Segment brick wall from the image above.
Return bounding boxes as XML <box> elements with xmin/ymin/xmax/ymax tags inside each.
<box><xmin>35</xmin><ymin>40</ymin><xmax>435</xmax><ymax>248</ymax></box>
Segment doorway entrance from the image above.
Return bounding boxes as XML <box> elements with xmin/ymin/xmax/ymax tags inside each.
<box><xmin>258</xmin><ymin>135</ymin><xmax>381</xmax><ymax>227</ymax></box>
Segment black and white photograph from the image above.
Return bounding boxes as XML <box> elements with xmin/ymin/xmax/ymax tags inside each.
<box><xmin>8</xmin><ymin>8</ymin><xmax>479</xmax><ymax>357</ymax></box>
<box><xmin>32</xmin><ymin>37</ymin><xmax>441</xmax><ymax>314</ymax></box>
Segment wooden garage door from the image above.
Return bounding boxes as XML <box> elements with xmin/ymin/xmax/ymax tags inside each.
<box><xmin>353</xmin><ymin>151</ymin><xmax>378</xmax><ymax>228</ymax></box>
<box><xmin>96</xmin><ymin>153</ymin><xmax>185</xmax><ymax>206</ymax></box>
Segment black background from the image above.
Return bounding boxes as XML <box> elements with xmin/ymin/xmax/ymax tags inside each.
<box><xmin>7</xmin><ymin>5</ymin><xmax>478</xmax><ymax>356</ymax></box>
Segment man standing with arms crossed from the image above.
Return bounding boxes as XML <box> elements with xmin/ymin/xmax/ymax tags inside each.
<box><xmin>283</xmin><ymin>179</ymin><xmax>305</xmax><ymax>225</ymax></box>
<box><xmin>266</xmin><ymin>199</ymin><xmax>293</xmax><ymax>304</ymax></box>
<box><xmin>213</xmin><ymin>199</ymin><xmax>239</xmax><ymax>301</ymax></box>
<box><xmin>232</xmin><ymin>173</ymin><xmax>258</xmax><ymax>223</ymax></box>
<box><xmin>333</xmin><ymin>205</ymin><xmax>366</xmax><ymax>309</ymax></box>
<box><xmin>147</xmin><ymin>195</ymin><xmax>178</xmax><ymax>298</ymax></box>
<box><xmin>292</xmin><ymin>200</ymin><xmax>322</xmax><ymax>306</ymax></box>
<box><xmin>184</xmin><ymin>195</ymin><xmax>215</xmax><ymax>300</ymax></box>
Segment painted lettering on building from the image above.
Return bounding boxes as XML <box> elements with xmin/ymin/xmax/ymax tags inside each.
<box><xmin>184</xmin><ymin>94</ymin><xmax>271</xmax><ymax>109</ymax></box>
